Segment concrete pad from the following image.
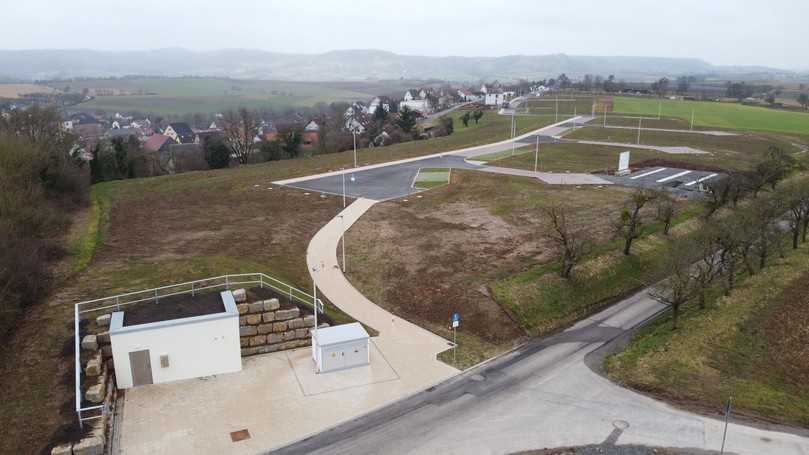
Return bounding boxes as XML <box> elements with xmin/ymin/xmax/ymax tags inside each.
<box><xmin>288</xmin><ymin>341</ymin><xmax>398</xmax><ymax>396</ymax></box>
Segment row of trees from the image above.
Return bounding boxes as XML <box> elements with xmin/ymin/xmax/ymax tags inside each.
<box><xmin>0</xmin><ymin>105</ymin><xmax>88</xmax><ymax>337</ymax></box>
<box><xmin>538</xmin><ymin>148</ymin><xmax>804</xmax><ymax>330</ymax></box>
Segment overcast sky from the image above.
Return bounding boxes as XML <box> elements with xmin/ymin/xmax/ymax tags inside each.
<box><xmin>5</xmin><ymin>0</ymin><xmax>808</xmax><ymax>69</ymax></box>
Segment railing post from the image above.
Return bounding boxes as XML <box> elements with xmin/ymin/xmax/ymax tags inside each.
<box><xmin>154</xmin><ymin>288</ymin><xmax>158</xmax><ymax>304</ymax></box>
<box><xmin>226</xmin><ymin>275</ymin><xmax>230</xmax><ymax>290</ymax></box>
<box><xmin>115</xmin><ymin>296</ymin><xmax>120</xmax><ymax>312</ymax></box>
<box><xmin>191</xmin><ymin>281</ymin><xmax>195</xmax><ymax>297</ymax></box>
<box><xmin>260</xmin><ymin>274</ymin><xmax>264</xmax><ymax>289</ymax></box>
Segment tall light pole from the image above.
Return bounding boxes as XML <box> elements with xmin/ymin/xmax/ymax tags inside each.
<box><xmin>555</xmin><ymin>96</ymin><xmax>559</xmax><ymax>122</ymax></box>
<box><xmin>534</xmin><ymin>135</ymin><xmax>540</xmax><ymax>172</ymax></box>
<box><xmin>341</xmin><ymin>171</ymin><xmax>346</xmax><ymax>208</ymax></box>
<box><xmin>339</xmin><ymin>215</ymin><xmax>346</xmax><ymax>272</ymax></box>
<box><xmin>511</xmin><ymin>110</ymin><xmax>516</xmax><ymax>156</ymax></box>
<box><xmin>637</xmin><ymin>117</ymin><xmax>642</xmax><ymax>144</ymax></box>
<box><xmin>658</xmin><ymin>100</ymin><xmax>662</xmax><ymax>120</ymax></box>
<box><xmin>352</xmin><ymin>130</ymin><xmax>357</xmax><ymax>168</ymax></box>
<box><xmin>603</xmin><ymin>105</ymin><xmax>607</xmax><ymax>128</ymax></box>
<box><xmin>690</xmin><ymin>109</ymin><xmax>695</xmax><ymax>131</ymax></box>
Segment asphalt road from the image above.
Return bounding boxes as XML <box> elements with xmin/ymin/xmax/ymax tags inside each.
<box><xmin>271</xmin><ymin>288</ymin><xmax>809</xmax><ymax>455</ymax></box>
<box><xmin>285</xmin><ymin>155</ymin><xmax>481</xmax><ymax>201</ymax></box>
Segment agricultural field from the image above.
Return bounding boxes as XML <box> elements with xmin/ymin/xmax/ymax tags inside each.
<box><xmin>0</xmin><ymin>83</ymin><xmax>59</xmax><ymax>98</ymax></box>
<box><xmin>519</xmin><ymin>95</ymin><xmax>598</xmax><ymax>117</ymax></box>
<box><xmin>607</xmin><ymin>241</ymin><xmax>809</xmax><ymax>427</ymax></box>
<box><xmin>613</xmin><ymin>96</ymin><xmax>809</xmax><ymax>135</ymax></box>
<box><xmin>59</xmin><ymin>77</ymin><xmax>408</xmax><ymax>115</ymax></box>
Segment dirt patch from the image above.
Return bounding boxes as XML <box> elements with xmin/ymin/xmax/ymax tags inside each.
<box><xmin>345</xmin><ymin>170</ymin><xmax>631</xmax><ymax>347</ymax></box>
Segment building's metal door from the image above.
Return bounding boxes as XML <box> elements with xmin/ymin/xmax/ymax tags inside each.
<box><xmin>129</xmin><ymin>350</ymin><xmax>153</xmax><ymax>386</ymax></box>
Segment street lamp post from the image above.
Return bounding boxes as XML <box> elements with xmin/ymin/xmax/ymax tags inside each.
<box><xmin>352</xmin><ymin>131</ymin><xmax>357</xmax><ymax>168</ymax></box>
<box><xmin>339</xmin><ymin>215</ymin><xmax>346</xmax><ymax>273</ymax></box>
<box><xmin>534</xmin><ymin>135</ymin><xmax>540</xmax><ymax>172</ymax></box>
<box><xmin>637</xmin><ymin>117</ymin><xmax>642</xmax><ymax>144</ymax></box>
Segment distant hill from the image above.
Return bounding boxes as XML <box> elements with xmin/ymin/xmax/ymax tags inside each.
<box><xmin>0</xmin><ymin>48</ymin><xmax>797</xmax><ymax>82</ymax></box>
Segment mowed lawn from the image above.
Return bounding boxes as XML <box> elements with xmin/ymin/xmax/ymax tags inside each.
<box><xmin>614</xmin><ymin>96</ymin><xmax>809</xmax><ymax>135</ymax></box>
<box><xmin>607</xmin><ymin>242</ymin><xmax>809</xmax><ymax>427</ymax></box>
<box><xmin>67</xmin><ymin>77</ymin><xmax>401</xmax><ymax>115</ymax></box>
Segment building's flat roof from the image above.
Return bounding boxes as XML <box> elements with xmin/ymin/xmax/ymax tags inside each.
<box><xmin>121</xmin><ymin>291</ymin><xmax>227</xmax><ymax>327</ymax></box>
<box><xmin>315</xmin><ymin>322</ymin><xmax>369</xmax><ymax>347</ymax></box>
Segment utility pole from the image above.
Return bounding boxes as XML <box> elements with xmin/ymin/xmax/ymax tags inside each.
<box><xmin>603</xmin><ymin>105</ymin><xmax>607</xmax><ymax>128</ymax></box>
<box><xmin>690</xmin><ymin>109</ymin><xmax>695</xmax><ymax>131</ymax></box>
<box><xmin>511</xmin><ymin>110</ymin><xmax>516</xmax><ymax>156</ymax></box>
<box><xmin>534</xmin><ymin>135</ymin><xmax>540</xmax><ymax>172</ymax></box>
<box><xmin>658</xmin><ymin>100</ymin><xmax>662</xmax><ymax>120</ymax></box>
<box><xmin>637</xmin><ymin>117</ymin><xmax>642</xmax><ymax>144</ymax></box>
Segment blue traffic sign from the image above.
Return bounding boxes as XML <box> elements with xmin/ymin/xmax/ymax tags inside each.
<box><xmin>452</xmin><ymin>313</ymin><xmax>460</xmax><ymax>322</ymax></box>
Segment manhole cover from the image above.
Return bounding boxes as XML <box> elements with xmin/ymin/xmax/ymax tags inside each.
<box><xmin>612</xmin><ymin>420</ymin><xmax>630</xmax><ymax>430</ymax></box>
<box><xmin>471</xmin><ymin>374</ymin><xmax>485</xmax><ymax>382</ymax></box>
<box><xmin>230</xmin><ymin>429</ymin><xmax>251</xmax><ymax>442</ymax></box>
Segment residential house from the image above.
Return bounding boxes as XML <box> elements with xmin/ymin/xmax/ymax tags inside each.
<box><xmin>260</xmin><ymin>124</ymin><xmax>278</xmax><ymax>142</ymax></box>
<box><xmin>164</xmin><ymin>122</ymin><xmax>197</xmax><ymax>144</ymax></box>
<box><xmin>457</xmin><ymin>89</ymin><xmax>479</xmax><ymax>102</ymax></box>
<box><xmin>367</xmin><ymin>97</ymin><xmax>391</xmax><ymax>116</ymax></box>
<box><xmin>194</xmin><ymin>127</ymin><xmax>224</xmax><ymax>144</ymax></box>
<box><xmin>399</xmin><ymin>90</ymin><xmax>431</xmax><ymax>114</ymax></box>
<box><xmin>301</xmin><ymin>120</ymin><xmax>320</xmax><ymax>150</ymax></box>
<box><xmin>143</xmin><ymin>134</ymin><xmax>175</xmax><ymax>153</ymax></box>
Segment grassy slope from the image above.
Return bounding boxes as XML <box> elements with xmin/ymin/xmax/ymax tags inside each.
<box><xmin>0</xmin><ymin>108</ymin><xmax>555</xmax><ymax>453</ymax></box>
<box><xmin>492</xmin><ymin>204</ymin><xmax>702</xmax><ymax>336</ymax></box>
<box><xmin>614</xmin><ymin>96</ymin><xmax>809</xmax><ymax>135</ymax></box>
<box><xmin>606</xmin><ymin>242</ymin><xmax>809</xmax><ymax>427</ymax></box>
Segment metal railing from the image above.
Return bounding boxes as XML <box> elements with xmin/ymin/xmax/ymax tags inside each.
<box><xmin>74</xmin><ymin>273</ymin><xmax>321</xmax><ymax>428</ymax></box>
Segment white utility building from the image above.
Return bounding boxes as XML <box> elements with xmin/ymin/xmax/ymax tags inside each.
<box><xmin>109</xmin><ymin>290</ymin><xmax>242</xmax><ymax>388</ymax></box>
<box><xmin>312</xmin><ymin>322</ymin><xmax>370</xmax><ymax>373</ymax></box>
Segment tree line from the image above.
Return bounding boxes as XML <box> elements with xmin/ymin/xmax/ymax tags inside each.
<box><xmin>0</xmin><ymin>105</ymin><xmax>88</xmax><ymax>338</ymax></box>
<box><xmin>538</xmin><ymin>148</ymin><xmax>806</xmax><ymax>330</ymax></box>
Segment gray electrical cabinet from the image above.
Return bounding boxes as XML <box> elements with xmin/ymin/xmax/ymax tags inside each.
<box><xmin>312</xmin><ymin>323</ymin><xmax>370</xmax><ymax>373</ymax></box>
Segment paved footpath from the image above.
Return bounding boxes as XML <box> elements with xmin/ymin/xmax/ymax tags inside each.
<box><xmin>306</xmin><ymin>197</ymin><xmax>458</xmax><ymax>394</ymax></box>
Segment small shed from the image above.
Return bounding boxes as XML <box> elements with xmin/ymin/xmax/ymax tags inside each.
<box><xmin>109</xmin><ymin>290</ymin><xmax>241</xmax><ymax>388</ymax></box>
<box><xmin>312</xmin><ymin>322</ymin><xmax>370</xmax><ymax>373</ymax></box>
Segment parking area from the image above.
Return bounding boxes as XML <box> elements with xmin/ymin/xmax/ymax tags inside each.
<box><xmin>284</xmin><ymin>155</ymin><xmax>480</xmax><ymax>201</ymax></box>
<box><xmin>603</xmin><ymin>167</ymin><xmax>722</xmax><ymax>195</ymax></box>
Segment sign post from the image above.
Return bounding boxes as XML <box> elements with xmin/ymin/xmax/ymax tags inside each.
<box><xmin>451</xmin><ymin>313</ymin><xmax>460</xmax><ymax>366</ymax></box>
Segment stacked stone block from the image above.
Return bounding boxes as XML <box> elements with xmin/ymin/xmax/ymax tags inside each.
<box><xmin>236</xmin><ymin>297</ymin><xmax>325</xmax><ymax>356</ymax></box>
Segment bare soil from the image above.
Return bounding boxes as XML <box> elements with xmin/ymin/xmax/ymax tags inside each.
<box><xmin>345</xmin><ymin>170</ymin><xmax>631</xmax><ymax>349</ymax></box>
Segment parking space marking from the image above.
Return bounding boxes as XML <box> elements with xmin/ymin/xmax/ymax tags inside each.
<box><xmin>684</xmin><ymin>173</ymin><xmax>718</xmax><ymax>186</ymax></box>
<box><xmin>630</xmin><ymin>168</ymin><xmax>667</xmax><ymax>180</ymax></box>
<box><xmin>657</xmin><ymin>170</ymin><xmax>692</xmax><ymax>183</ymax></box>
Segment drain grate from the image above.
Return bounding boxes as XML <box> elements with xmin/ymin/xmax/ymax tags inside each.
<box><xmin>230</xmin><ymin>429</ymin><xmax>251</xmax><ymax>442</ymax></box>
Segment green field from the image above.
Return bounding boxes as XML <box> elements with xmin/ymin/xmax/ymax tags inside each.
<box><xmin>63</xmin><ymin>78</ymin><xmax>407</xmax><ymax>115</ymax></box>
<box><xmin>614</xmin><ymin>96</ymin><xmax>809</xmax><ymax>135</ymax></box>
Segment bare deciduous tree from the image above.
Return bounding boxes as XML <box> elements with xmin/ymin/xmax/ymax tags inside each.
<box><xmin>614</xmin><ymin>188</ymin><xmax>657</xmax><ymax>255</ymax></box>
<box><xmin>221</xmin><ymin>108</ymin><xmax>260</xmax><ymax>164</ymax></box>
<box><xmin>541</xmin><ymin>205</ymin><xmax>589</xmax><ymax>279</ymax></box>
<box><xmin>654</xmin><ymin>190</ymin><xmax>676</xmax><ymax>235</ymax></box>
<box><xmin>652</xmin><ymin>239</ymin><xmax>697</xmax><ymax>330</ymax></box>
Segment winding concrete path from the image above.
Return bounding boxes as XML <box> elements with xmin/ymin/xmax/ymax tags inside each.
<box><xmin>306</xmin><ymin>198</ymin><xmax>458</xmax><ymax>389</ymax></box>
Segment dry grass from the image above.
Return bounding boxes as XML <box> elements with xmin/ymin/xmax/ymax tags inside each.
<box><xmin>345</xmin><ymin>170</ymin><xmax>633</xmax><ymax>367</ymax></box>
<box><xmin>0</xmin><ymin>83</ymin><xmax>58</xmax><ymax>98</ymax></box>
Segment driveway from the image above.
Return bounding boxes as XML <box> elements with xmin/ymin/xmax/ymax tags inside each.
<box><xmin>273</xmin><ymin>289</ymin><xmax>809</xmax><ymax>455</ymax></box>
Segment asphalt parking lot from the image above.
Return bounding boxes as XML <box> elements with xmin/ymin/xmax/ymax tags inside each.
<box><xmin>285</xmin><ymin>155</ymin><xmax>481</xmax><ymax>201</ymax></box>
<box><xmin>603</xmin><ymin>167</ymin><xmax>722</xmax><ymax>196</ymax></box>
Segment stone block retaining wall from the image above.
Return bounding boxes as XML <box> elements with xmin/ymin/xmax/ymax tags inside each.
<box><xmin>236</xmin><ymin>295</ymin><xmax>327</xmax><ymax>357</ymax></box>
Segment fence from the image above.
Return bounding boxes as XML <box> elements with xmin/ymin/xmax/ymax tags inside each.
<box><xmin>74</xmin><ymin>273</ymin><xmax>322</xmax><ymax>428</ymax></box>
